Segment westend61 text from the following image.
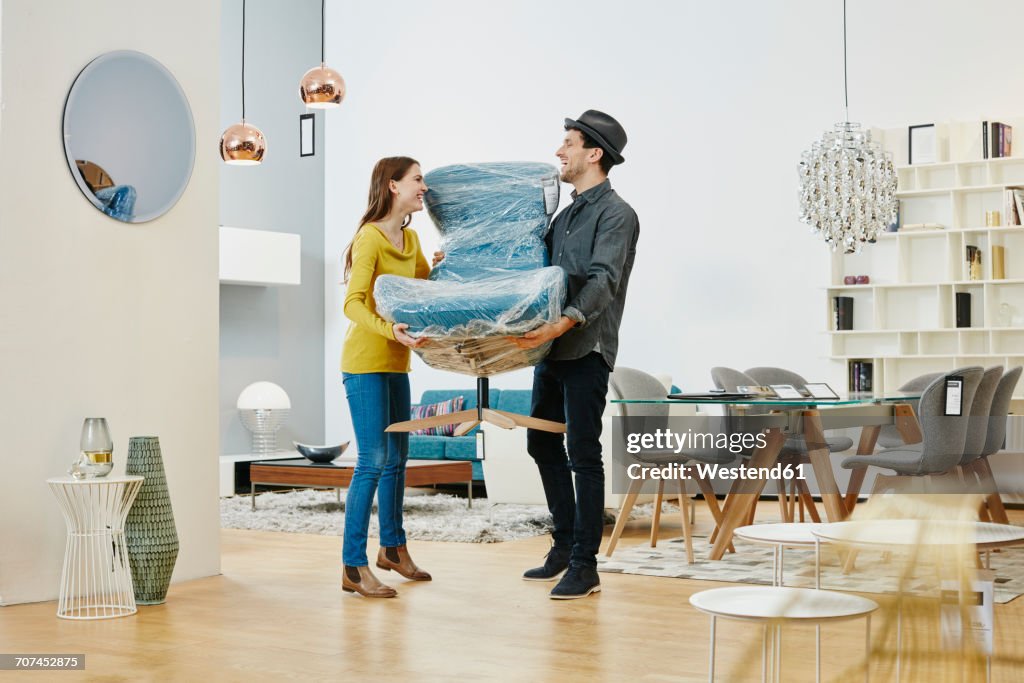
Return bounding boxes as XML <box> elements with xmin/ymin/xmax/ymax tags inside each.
<box><xmin>626</xmin><ymin>462</ymin><xmax>809</xmax><ymax>482</ymax></box>
<box><xmin>625</xmin><ymin>428</ymin><xmax>768</xmax><ymax>455</ymax></box>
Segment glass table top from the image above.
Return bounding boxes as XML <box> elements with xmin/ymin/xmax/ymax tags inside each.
<box><xmin>612</xmin><ymin>393</ymin><xmax>920</xmax><ymax>406</ymax></box>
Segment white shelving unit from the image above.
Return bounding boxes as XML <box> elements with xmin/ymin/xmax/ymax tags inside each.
<box><xmin>826</xmin><ymin>150</ymin><xmax>1024</xmax><ymax>401</ymax></box>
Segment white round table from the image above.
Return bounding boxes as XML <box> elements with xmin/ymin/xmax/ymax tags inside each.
<box><xmin>690</xmin><ymin>586</ymin><xmax>877</xmax><ymax>683</ymax></box>
<box><xmin>812</xmin><ymin>520</ymin><xmax>1024</xmax><ymax>683</ymax></box>
<box><xmin>47</xmin><ymin>476</ymin><xmax>143</xmax><ymax>619</ymax></box>
<box><xmin>734</xmin><ymin>523</ymin><xmax>822</xmax><ymax>587</ymax></box>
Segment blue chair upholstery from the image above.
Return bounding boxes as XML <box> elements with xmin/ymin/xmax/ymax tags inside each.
<box><xmin>375</xmin><ymin>162</ymin><xmax>567</xmax><ymax>377</ymax></box>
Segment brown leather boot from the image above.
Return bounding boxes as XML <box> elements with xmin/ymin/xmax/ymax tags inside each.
<box><xmin>376</xmin><ymin>544</ymin><xmax>432</xmax><ymax>581</ymax></box>
<box><xmin>342</xmin><ymin>565</ymin><xmax>397</xmax><ymax>598</ymax></box>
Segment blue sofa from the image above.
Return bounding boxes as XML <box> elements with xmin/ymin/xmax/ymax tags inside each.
<box><xmin>408</xmin><ymin>388</ymin><xmax>533</xmax><ymax>481</ymax></box>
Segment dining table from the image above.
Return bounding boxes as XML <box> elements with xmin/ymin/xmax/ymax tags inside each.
<box><xmin>610</xmin><ymin>392</ymin><xmax>923</xmax><ymax>560</ymax></box>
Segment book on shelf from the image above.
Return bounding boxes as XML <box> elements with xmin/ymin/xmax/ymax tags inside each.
<box><xmin>983</xmin><ymin>121</ymin><xmax>989</xmax><ymax>160</ymax></box>
<box><xmin>848</xmin><ymin>360</ymin><xmax>874</xmax><ymax>393</ymax></box>
<box><xmin>1006</xmin><ymin>189</ymin><xmax>1021</xmax><ymax>226</ymax></box>
<box><xmin>1014</xmin><ymin>189</ymin><xmax>1024</xmax><ymax>223</ymax></box>
<box><xmin>990</xmin><ymin>122</ymin><xmax>1013</xmax><ymax>158</ymax></box>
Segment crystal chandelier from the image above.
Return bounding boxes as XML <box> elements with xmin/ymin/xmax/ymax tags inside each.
<box><xmin>798</xmin><ymin>1</ymin><xmax>897</xmax><ymax>254</ymax></box>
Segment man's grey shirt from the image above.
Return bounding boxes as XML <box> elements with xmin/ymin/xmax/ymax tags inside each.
<box><xmin>545</xmin><ymin>178</ymin><xmax>639</xmax><ymax>369</ymax></box>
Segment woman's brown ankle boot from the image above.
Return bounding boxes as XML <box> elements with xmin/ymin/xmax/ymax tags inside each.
<box><xmin>376</xmin><ymin>544</ymin><xmax>432</xmax><ymax>581</ymax></box>
<box><xmin>342</xmin><ymin>565</ymin><xmax>397</xmax><ymax>598</ymax></box>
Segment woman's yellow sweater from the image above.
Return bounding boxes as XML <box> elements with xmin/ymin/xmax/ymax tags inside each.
<box><xmin>341</xmin><ymin>224</ymin><xmax>429</xmax><ymax>374</ymax></box>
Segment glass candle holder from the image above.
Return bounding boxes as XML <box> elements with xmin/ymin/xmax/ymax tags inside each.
<box><xmin>71</xmin><ymin>417</ymin><xmax>115</xmax><ymax>478</ymax></box>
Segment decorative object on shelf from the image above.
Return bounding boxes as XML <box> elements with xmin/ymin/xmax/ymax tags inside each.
<box><xmin>221</xmin><ymin>0</ymin><xmax>266</xmax><ymax>165</ymax></box>
<box><xmin>855</xmin><ymin>275</ymin><xmax>870</xmax><ymax>285</ymax></box>
<box><xmin>124</xmin><ymin>436</ymin><xmax>178</xmax><ymax>605</ymax></box>
<box><xmin>985</xmin><ymin>210</ymin><xmax>1002</xmax><ymax>227</ymax></box>
<box><xmin>299</xmin><ymin>0</ymin><xmax>345</xmax><ymax>109</ymax></box>
<box><xmin>909</xmin><ymin>124</ymin><xmax>937</xmax><ymax>165</ymax></box>
<box><xmin>967</xmin><ymin>245</ymin><xmax>983</xmax><ymax>280</ymax></box>
<box><xmin>999</xmin><ymin>302</ymin><xmax>1014</xmax><ymax>328</ymax></box>
<box><xmin>844</xmin><ymin>275</ymin><xmax>857</xmax><ymax>285</ymax></box>
<box><xmin>956</xmin><ymin>292</ymin><xmax>972</xmax><ymax>328</ymax></box>
<box><xmin>293</xmin><ymin>440</ymin><xmax>350</xmax><ymax>463</ymax></box>
<box><xmin>237</xmin><ymin>381</ymin><xmax>291</xmax><ymax>456</ymax></box>
<box><xmin>834</xmin><ymin>296</ymin><xmax>854</xmax><ymax>331</ymax></box>
<box><xmin>797</xmin><ymin>0</ymin><xmax>897</xmax><ymax>254</ymax></box>
<box><xmin>992</xmin><ymin>246</ymin><xmax>1006</xmax><ymax>280</ymax></box>
<box><xmin>72</xmin><ymin>417</ymin><xmax>114</xmax><ymax>479</ymax></box>
<box><xmin>62</xmin><ymin>51</ymin><xmax>195</xmax><ymax>223</ymax></box>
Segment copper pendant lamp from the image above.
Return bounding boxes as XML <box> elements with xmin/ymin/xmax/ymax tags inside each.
<box><xmin>221</xmin><ymin>0</ymin><xmax>266</xmax><ymax>165</ymax></box>
<box><xmin>299</xmin><ymin>0</ymin><xmax>345</xmax><ymax>108</ymax></box>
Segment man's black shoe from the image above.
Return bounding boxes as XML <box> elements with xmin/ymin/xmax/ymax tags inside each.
<box><xmin>522</xmin><ymin>547</ymin><xmax>571</xmax><ymax>581</ymax></box>
<box><xmin>549</xmin><ymin>564</ymin><xmax>601</xmax><ymax>599</ymax></box>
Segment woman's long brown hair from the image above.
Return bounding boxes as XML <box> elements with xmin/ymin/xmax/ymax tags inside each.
<box><xmin>342</xmin><ymin>156</ymin><xmax>419</xmax><ymax>282</ymax></box>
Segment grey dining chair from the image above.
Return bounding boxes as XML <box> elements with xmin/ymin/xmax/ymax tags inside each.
<box><xmin>959</xmin><ymin>366</ymin><xmax>1004</xmax><ymax>467</ymax></box>
<box><xmin>840</xmin><ymin>367</ymin><xmax>985</xmax><ymax>492</ymax></box>
<box><xmin>604</xmin><ymin>367</ymin><xmax>739</xmax><ymax>563</ymax></box>
<box><xmin>743</xmin><ymin>366</ymin><xmax>855</xmax><ymax>454</ymax></box>
<box><xmin>969</xmin><ymin>366</ymin><xmax>1022</xmax><ymax>524</ymax></box>
<box><xmin>712</xmin><ymin>367</ymin><xmax>845</xmax><ymax>523</ymax></box>
<box><xmin>876</xmin><ymin>371</ymin><xmax>944</xmax><ymax>449</ymax></box>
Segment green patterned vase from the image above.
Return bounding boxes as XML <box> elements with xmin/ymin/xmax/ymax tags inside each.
<box><xmin>125</xmin><ymin>436</ymin><xmax>179</xmax><ymax>604</ymax></box>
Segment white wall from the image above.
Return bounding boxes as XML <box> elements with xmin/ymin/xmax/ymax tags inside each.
<box><xmin>0</xmin><ymin>0</ymin><xmax>220</xmax><ymax>604</ymax></box>
<box><xmin>324</xmin><ymin>0</ymin><xmax>1024</xmax><ymax>441</ymax></box>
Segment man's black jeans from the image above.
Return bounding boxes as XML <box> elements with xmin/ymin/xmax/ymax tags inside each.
<box><xmin>527</xmin><ymin>352</ymin><xmax>610</xmax><ymax>569</ymax></box>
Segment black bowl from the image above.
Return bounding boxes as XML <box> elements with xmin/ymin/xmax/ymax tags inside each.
<box><xmin>293</xmin><ymin>441</ymin><xmax>350</xmax><ymax>463</ymax></box>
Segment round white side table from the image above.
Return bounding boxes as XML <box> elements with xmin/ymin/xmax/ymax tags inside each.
<box><xmin>734</xmin><ymin>523</ymin><xmax>822</xmax><ymax>587</ymax></box>
<box><xmin>812</xmin><ymin>519</ymin><xmax>1024</xmax><ymax>683</ymax></box>
<box><xmin>47</xmin><ymin>476</ymin><xmax>143</xmax><ymax>619</ymax></box>
<box><xmin>690</xmin><ymin>586</ymin><xmax>877</xmax><ymax>683</ymax></box>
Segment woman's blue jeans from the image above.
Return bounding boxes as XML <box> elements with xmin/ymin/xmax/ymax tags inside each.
<box><xmin>341</xmin><ymin>372</ymin><xmax>411</xmax><ymax>567</ymax></box>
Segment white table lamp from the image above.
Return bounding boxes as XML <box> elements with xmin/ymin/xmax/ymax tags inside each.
<box><xmin>237</xmin><ymin>381</ymin><xmax>291</xmax><ymax>456</ymax></box>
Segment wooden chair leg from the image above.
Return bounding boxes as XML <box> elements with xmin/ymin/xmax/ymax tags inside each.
<box><xmin>694</xmin><ymin>476</ymin><xmax>735</xmax><ymax>554</ymax></box>
<box><xmin>776</xmin><ymin>478</ymin><xmax>790</xmax><ymax>522</ymax></box>
<box><xmin>650</xmin><ymin>480</ymin><xmax>665</xmax><ymax>548</ymax></box>
<box><xmin>977</xmin><ymin>457</ymin><xmax>1010</xmax><ymax>525</ymax></box>
<box><xmin>678</xmin><ymin>479</ymin><xmax>694</xmax><ymax>564</ymax></box>
<box><xmin>746</xmin><ymin>496</ymin><xmax>758</xmax><ymax>526</ymax></box>
<box><xmin>604</xmin><ymin>476</ymin><xmax>643</xmax><ymax>557</ymax></box>
<box><xmin>797</xmin><ymin>479</ymin><xmax>821</xmax><ymax>523</ymax></box>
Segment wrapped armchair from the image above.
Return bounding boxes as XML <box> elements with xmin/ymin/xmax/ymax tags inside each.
<box><xmin>377</xmin><ymin>162</ymin><xmax>568</xmax><ymax>435</ymax></box>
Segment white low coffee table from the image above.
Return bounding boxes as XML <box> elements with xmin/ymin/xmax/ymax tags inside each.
<box><xmin>690</xmin><ymin>586</ymin><xmax>877</xmax><ymax>683</ymax></box>
<box><xmin>734</xmin><ymin>523</ymin><xmax>822</xmax><ymax>587</ymax></box>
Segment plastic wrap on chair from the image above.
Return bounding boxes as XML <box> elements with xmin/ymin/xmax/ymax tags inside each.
<box><xmin>376</xmin><ymin>267</ymin><xmax>566</xmax><ymax>338</ymax></box>
<box><xmin>424</xmin><ymin>162</ymin><xmax>561</xmax><ymax>281</ymax></box>
<box><xmin>373</xmin><ymin>161</ymin><xmax>566</xmax><ymax>376</ymax></box>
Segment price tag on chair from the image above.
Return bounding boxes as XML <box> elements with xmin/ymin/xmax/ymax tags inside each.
<box><xmin>944</xmin><ymin>376</ymin><xmax>964</xmax><ymax>416</ymax></box>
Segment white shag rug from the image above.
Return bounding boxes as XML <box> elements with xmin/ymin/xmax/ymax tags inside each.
<box><xmin>221</xmin><ymin>488</ymin><xmax>657</xmax><ymax>543</ymax></box>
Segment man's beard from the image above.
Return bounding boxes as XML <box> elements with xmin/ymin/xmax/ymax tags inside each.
<box><xmin>560</xmin><ymin>160</ymin><xmax>582</xmax><ymax>183</ymax></box>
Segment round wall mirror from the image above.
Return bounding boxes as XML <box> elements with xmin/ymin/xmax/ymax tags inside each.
<box><xmin>62</xmin><ymin>51</ymin><xmax>195</xmax><ymax>223</ymax></box>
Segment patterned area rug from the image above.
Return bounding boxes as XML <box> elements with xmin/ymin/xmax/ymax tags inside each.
<box><xmin>221</xmin><ymin>488</ymin><xmax>659</xmax><ymax>544</ymax></box>
<box><xmin>598</xmin><ymin>534</ymin><xmax>1024</xmax><ymax>603</ymax></box>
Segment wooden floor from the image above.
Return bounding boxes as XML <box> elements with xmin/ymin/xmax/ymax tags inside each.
<box><xmin>2</xmin><ymin>504</ymin><xmax>1023</xmax><ymax>681</ymax></box>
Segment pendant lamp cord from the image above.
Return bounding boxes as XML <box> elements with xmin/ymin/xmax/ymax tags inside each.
<box><xmin>242</xmin><ymin>0</ymin><xmax>247</xmax><ymax>120</ymax></box>
<box><xmin>321</xmin><ymin>0</ymin><xmax>326</xmax><ymax>63</ymax></box>
<box><xmin>843</xmin><ymin>0</ymin><xmax>849</xmax><ymax>123</ymax></box>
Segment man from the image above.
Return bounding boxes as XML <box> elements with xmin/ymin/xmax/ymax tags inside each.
<box><xmin>511</xmin><ymin>110</ymin><xmax>639</xmax><ymax>599</ymax></box>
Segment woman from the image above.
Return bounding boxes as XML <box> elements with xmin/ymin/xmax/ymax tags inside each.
<box><xmin>340</xmin><ymin>156</ymin><xmax>431</xmax><ymax>598</ymax></box>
